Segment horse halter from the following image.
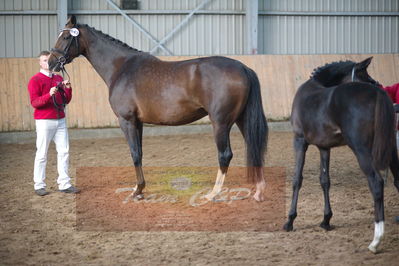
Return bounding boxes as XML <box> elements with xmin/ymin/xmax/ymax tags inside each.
<box><xmin>50</xmin><ymin>27</ymin><xmax>79</xmax><ymax>116</ymax></box>
<box><xmin>50</xmin><ymin>27</ymin><xmax>80</xmax><ymax>78</ymax></box>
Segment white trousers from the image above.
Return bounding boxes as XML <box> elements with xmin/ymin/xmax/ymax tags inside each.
<box><xmin>33</xmin><ymin>118</ymin><xmax>71</xmax><ymax>190</ymax></box>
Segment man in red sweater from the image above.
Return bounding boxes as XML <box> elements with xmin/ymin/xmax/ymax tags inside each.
<box><xmin>382</xmin><ymin>85</ymin><xmax>399</xmax><ymax>224</ymax></box>
<box><xmin>383</xmin><ymin>82</ymin><xmax>399</xmax><ymax>107</ymax></box>
<box><xmin>28</xmin><ymin>51</ymin><xmax>79</xmax><ymax>196</ymax></box>
<box><xmin>382</xmin><ymin>82</ymin><xmax>399</xmax><ymax>150</ymax></box>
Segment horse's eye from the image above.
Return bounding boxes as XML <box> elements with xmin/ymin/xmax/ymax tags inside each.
<box><xmin>63</xmin><ymin>36</ymin><xmax>71</xmax><ymax>40</ymax></box>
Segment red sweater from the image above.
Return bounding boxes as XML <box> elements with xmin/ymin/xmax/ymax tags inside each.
<box><xmin>383</xmin><ymin>83</ymin><xmax>399</xmax><ymax>104</ymax></box>
<box><xmin>28</xmin><ymin>72</ymin><xmax>72</xmax><ymax>119</ymax></box>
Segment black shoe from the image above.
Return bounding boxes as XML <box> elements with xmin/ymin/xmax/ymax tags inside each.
<box><xmin>59</xmin><ymin>186</ymin><xmax>80</xmax><ymax>194</ymax></box>
<box><xmin>35</xmin><ymin>188</ymin><xmax>49</xmax><ymax>196</ymax></box>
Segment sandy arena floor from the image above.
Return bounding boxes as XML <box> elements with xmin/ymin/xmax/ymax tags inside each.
<box><xmin>0</xmin><ymin>131</ymin><xmax>398</xmax><ymax>265</ymax></box>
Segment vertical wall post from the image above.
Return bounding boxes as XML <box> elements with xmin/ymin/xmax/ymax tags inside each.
<box><xmin>246</xmin><ymin>0</ymin><xmax>258</xmax><ymax>54</ymax></box>
<box><xmin>57</xmin><ymin>0</ymin><xmax>68</xmax><ymax>30</ymax></box>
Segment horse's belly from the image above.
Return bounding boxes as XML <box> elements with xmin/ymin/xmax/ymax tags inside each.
<box><xmin>307</xmin><ymin>131</ymin><xmax>346</xmax><ymax>148</ymax></box>
<box><xmin>139</xmin><ymin>107</ymin><xmax>208</xmax><ymax>126</ymax></box>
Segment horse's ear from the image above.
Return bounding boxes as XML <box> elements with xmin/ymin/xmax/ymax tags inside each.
<box><xmin>66</xmin><ymin>15</ymin><xmax>77</xmax><ymax>27</ymax></box>
<box><xmin>356</xmin><ymin>57</ymin><xmax>373</xmax><ymax>70</ymax></box>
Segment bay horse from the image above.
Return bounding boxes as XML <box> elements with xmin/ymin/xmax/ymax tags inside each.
<box><xmin>48</xmin><ymin>16</ymin><xmax>268</xmax><ymax>202</ymax></box>
<box><xmin>284</xmin><ymin>57</ymin><xmax>399</xmax><ymax>253</ymax></box>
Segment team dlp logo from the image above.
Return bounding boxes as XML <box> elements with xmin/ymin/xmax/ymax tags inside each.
<box><xmin>116</xmin><ymin>177</ymin><xmax>252</xmax><ymax>207</ymax></box>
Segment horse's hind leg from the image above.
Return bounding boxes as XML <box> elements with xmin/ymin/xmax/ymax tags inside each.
<box><xmin>318</xmin><ymin>147</ymin><xmax>333</xmax><ymax>230</ymax></box>
<box><xmin>284</xmin><ymin>135</ymin><xmax>308</xmax><ymax>231</ymax></box>
<box><xmin>367</xmin><ymin>170</ymin><xmax>385</xmax><ymax>253</ymax></box>
<box><xmin>353</xmin><ymin>149</ymin><xmax>385</xmax><ymax>253</ymax></box>
<box><xmin>236</xmin><ymin>118</ymin><xmax>266</xmax><ymax>201</ymax></box>
<box><xmin>205</xmin><ymin>123</ymin><xmax>233</xmax><ymax>201</ymax></box>
<box><xmin>118</xmin><ymin>117</ymin><xmax>145</xmax><ymax>200</ymax></box>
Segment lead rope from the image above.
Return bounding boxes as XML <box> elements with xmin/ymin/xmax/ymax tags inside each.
<box><xmin>52</xmin><ymin>66</ymin><xmax>70</xmax><ymax>119</ymax></box>
<box><xmin>52</xmin><ymin>83</ymin><xmax>67</xmax><ymax>119</ymax></box>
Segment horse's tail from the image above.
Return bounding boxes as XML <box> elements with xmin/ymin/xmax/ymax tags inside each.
<box><xmin>372</xmin><ymin>90</ymin><xmax>395</xmax><ymax>170</ymax></box>
<box><xmin>240</xmin><ymin>66</ymin><xmax>268</xmax><ymax>184</ymax></box>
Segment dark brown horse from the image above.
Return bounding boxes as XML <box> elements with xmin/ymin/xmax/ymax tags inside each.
<box><xmin>48</xmin><ymin>16</ymin><xmax>268</xmax><ymax>201</ymax></box>
<box><xmin>284</xmin><ymin>58</ymin><xmax>399</xmax><ymax>253</ymax></box>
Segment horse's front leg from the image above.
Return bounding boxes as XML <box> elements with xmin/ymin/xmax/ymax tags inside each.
<box><xmin>389</xmin><ymin>148</ymin><xmax>399</xmax><ymax>223</ymax></box>
<box><xmin>390</xmin><ymin>148</ymin><xmax>399</xmax><ymax>193</ymax></box>
<box><xmin>118</xmin><ymin>116</ymin><xmax>145</xmax><ymax>200</ymax></box>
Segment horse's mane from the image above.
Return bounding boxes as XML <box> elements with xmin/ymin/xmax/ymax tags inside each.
<box><xmin>310</xmin><ymin>60</ymin><xmax>355</xmax><ymax>87</ymax></box>
<box><xmin>78</xmin><ymin>24</ymin><xmax>142</xmax><ymax>53</ymax></box>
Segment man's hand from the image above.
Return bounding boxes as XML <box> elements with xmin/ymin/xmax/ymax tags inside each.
<box><xmin>49</xmin><ymin>86</ymin><xmax>58</xmax><ymax>96</ymax></box>
<box><xmin>62</xmin><ymin>80</ymin><xmax>71</xmax><ymax>88</ymax></box>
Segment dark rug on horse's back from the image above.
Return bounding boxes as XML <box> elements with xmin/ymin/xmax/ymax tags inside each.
<box><xmin>76</xmin><ymin>166</ymin><xmax>286</xmax><ymax>231</ymax></box>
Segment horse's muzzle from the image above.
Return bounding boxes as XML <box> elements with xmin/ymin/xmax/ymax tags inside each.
<box><xmin>49</xmin><ymin>63</ymin><xmax>60</xmax><ymax>72</ymax></box>
<box><xmin>48</xmin><ymin>60</ymin><xmax>61</xmax><ymax>72</ymax></box>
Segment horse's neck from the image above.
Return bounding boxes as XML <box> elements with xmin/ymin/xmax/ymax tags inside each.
<box><xmin>307</xmin><ymin>79</ymin><xmax>327</xmax><ymax>90</ymax></box>
<box><xmin>83</xmin><ymin>31</ymin><xmax>139</xmax><ymax>88</ymax></box>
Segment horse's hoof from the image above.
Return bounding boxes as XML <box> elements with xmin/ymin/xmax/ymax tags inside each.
<box><xmin>320</xmin><ymin>222</ymin><xmax>334</xmax><ymax>231</ymax></box>
<box><xmin>205</xmin><ymin>193</ymin><xmax>216</xmax><ymax>202</ymax></box>
<box><xmin>368</xmin><ymin>244</ymin><xmax>378</xmax><ymax>254</ymax></box>
<box><xmin>283</xmin><ymin>222</ymin><xmax>293</xmax><ymax>232</ymax></box>
<box><xmin>133</xmin><ymin>193</ymin><xmax>144</xmax><ymax>201</ymax></box>
<box><xmin>253</xmin><ymin>192</ymin><xmax>265</xmax><ymax>202</ymax></box>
